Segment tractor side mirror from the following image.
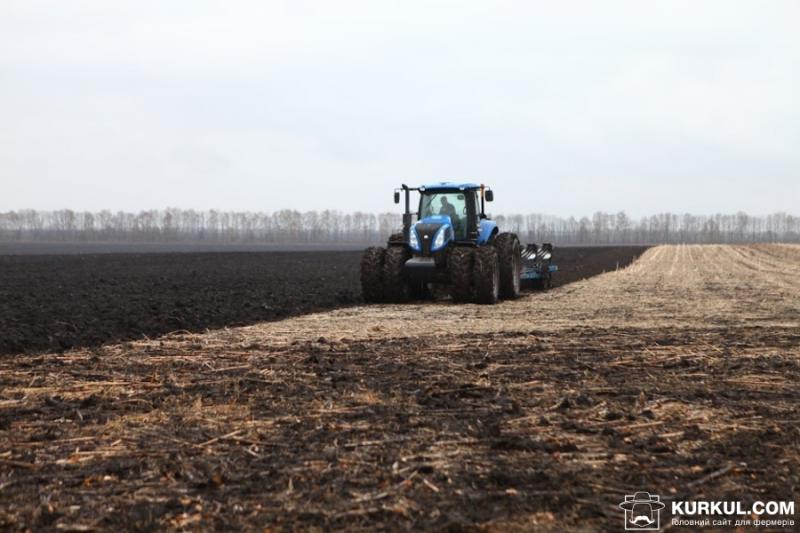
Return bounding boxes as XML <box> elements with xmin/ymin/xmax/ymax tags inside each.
<box><xmin>394</xmin><ymin>191</ymin><xmax>400</xmax><ymax>204</ymax></box>
<box><xmin>485</xmin><ymin>189</ymin><xmax>494</xmax><ymax>202</ymax></box>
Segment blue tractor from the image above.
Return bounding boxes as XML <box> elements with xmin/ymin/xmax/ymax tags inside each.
<box><xmin>361</xmin><ymin>182</ymin><xmax>556</xmax><ymax>304</ymax></box>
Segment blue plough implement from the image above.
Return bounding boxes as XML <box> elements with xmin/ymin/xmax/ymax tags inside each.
<box><xmin>521</xmin><ymin>243</ymin><xmax>557</xmax><ymax>290</ymax></box>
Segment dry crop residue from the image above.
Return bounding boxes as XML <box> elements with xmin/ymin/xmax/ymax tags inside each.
<box><xmin>1</xmin><ymin>244</ymin><xmax>798</xmax><ymax>531</ymax></box>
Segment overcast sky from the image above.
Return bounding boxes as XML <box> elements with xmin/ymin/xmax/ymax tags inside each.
<box><xmin>1</xmin><ymin>1</ymin><xmax>798</xmax><ymax>217</ymax></box>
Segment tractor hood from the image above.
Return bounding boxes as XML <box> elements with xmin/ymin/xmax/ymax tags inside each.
<box><xmin>409</xmin><ymin>215</ymin><xmax>453</xmax><ymax>255</ymax></box>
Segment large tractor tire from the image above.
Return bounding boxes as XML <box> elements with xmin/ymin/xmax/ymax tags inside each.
<box><xmin>388</xmin><ymin>232</ymin><xmax>419</xmax><ymax>299</ymax></box>
<box><xmin>494</xmin><ymin>232</ymin><xmax>522</xmax><ymax>299</ymax></box>
<box><xmin>449</xmin><ymin>246</ymin><xmax>474</xmax><ymax>302</ymax></box>
<box><xmin>361</xmin><ymin>247</ymin><xmax>386</xmax><ymax>302</ymax></box>
<box><xmin>474</xmin><ymin>246</ymin><xmax>500</xmax><ymax>305</ymax></box>
<box><xmin>383</xmin><ymin>246</ymin><xmax>411</xmax><ymax>302</ymax></box>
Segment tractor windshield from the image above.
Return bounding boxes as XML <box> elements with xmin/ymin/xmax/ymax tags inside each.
<box><xmin>419</xmin><ymin>191</ymin><xmax>469</xmax><ymax>239</ymax></box>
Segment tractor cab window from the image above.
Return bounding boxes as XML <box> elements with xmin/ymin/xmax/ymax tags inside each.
<box><xmin>419</xmin><ymin>191</ymin><xmax>468</xmax><ymax>239</ymax></box>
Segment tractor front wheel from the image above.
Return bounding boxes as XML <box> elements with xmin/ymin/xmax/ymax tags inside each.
<box><xmin>360</xmin><ymin>246</ymin><xmax>386</xmax><ymax>303</ymax></box>
<box><xmin>449</xmin><ymin>246</ymin><xmax>474</xmax><ymax>302</ymax></box>
<box><xmin>474</xmin><ymin>246</ymin><xmax>500</xmax><ymax>304</ymax></box>
<box><xmin>383</xmin><ymin>246</ymin><xmax>411</xmax><ymax>302</ymax></box>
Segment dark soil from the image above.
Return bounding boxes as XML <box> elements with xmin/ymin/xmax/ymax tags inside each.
<box><xmin>0</xmin><ymin>247</ymin><xmax>648</xmax><ymax>354</ymax></box>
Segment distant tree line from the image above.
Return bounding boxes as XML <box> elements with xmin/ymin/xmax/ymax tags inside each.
<box><xmin>0</xmin><ymin>209</ymin><xmax>798</xmax><ymax>245</ymax></box>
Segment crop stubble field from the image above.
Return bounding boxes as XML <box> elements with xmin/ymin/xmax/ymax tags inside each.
<box><xmin>1</xmin><ymin>244</ymin><xmax>799</xmax><ymax>531</ymax></box>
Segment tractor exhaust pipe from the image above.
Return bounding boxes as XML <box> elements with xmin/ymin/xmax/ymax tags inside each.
<box><xmin>401</xmin><ymin>184</ymin><xmax>412</xmax><ymax>241</ymax></box>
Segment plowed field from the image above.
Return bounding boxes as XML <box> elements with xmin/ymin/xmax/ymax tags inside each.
<box><xmin>1</xmin><ymin>245</ymin><xmax>798</xmax><ymax>531</ymax></box>
<box><xmin>0</xmin><ymin>246</ymin><xmax>646</xmax><ymax>354</ymax></box>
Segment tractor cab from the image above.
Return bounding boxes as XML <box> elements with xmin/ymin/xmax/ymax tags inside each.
<box><xmin>393</xmin><ymin>182</ymin><xmax>496</xmax><ymax>253</ymax></box>
<box><xmin>417</xmin><ymin>187</ymin><xmax>475</xmax><ymax>240</ymax></box>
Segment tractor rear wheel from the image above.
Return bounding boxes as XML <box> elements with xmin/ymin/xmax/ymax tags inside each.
<box><xmin>495</xmin><ymin>232</ymin><xmax>521</xmax><ymax>299</ymax></box>
<box><xmin>360</xmin><ymin>246</ymin><xmax>386</xmax><ymax>302</ymax></box>
<box><xmin>474</xmin><ymin>246</ymin><xmax>500</xmax><ymax>304</ymax></box>
<box><xmin>449</xmin><ymin>247</ymin><xmax>474</xmax><ymax>302</ymax></box>
<box><xmin>383</xmin><ymin>246</ymin><xmax>410</xmax><ymax>302</ymax></box>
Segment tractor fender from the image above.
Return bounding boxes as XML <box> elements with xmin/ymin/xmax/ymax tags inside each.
<box><xmin>477</xmin><ymin>220</ymin><xmax>498</xmax><ymax>245</ymax></box>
